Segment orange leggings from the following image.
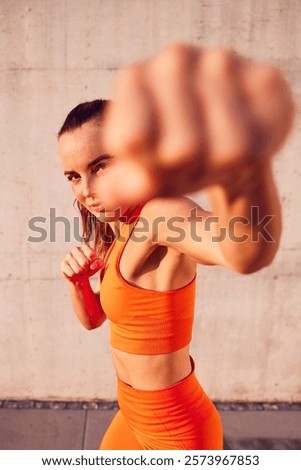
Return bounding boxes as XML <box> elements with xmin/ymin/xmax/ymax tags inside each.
<box><xmin>99</xmin><ymin>356</ymin><xmax>223</xmax><ymax>450</ymax></box>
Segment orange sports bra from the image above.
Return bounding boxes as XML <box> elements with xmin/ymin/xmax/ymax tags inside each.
<box><xmin>100</xmin><ymin>203</ymin><xmax>196</xmax><ymax>355</ymax></box>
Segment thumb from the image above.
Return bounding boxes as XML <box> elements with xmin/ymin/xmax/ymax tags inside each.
<box><xmin>100</xmin><ymin>159</ymin><xmax>158</xmax><ymax>206</ymax></box>
<box><xmin>89</xmin><ymin>258</ymin><xmax>105</xmax><ymax>271</ymax></box>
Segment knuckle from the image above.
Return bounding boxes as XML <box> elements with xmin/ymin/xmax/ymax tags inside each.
<box><xmin>85</xmin><ymin>251</ymin><xmax>94</xmax><ymax>261</ymax></box>
<box><xmin>117</xmin><ymin>64</ymin><xmax>143</xmax><ymax>88</ymax></box>
<box><xmin>72</xmin><ymin>266</ymin><xmax>80</xmax><ymax>274</ymax></box>
<box><xmin>71</xmin><ymin>246</ymin><xmax>80</xmax><ymax>255</ymax></box>
<box><xmin>251</xmin><ymin>65</ymin><xmax>293</xmax><ymax>112</ymax></box>
<box><xmin>86</xmin><ymin>248</ymin><xmax>96</xmax><ymax>259</ymax></box>
<box><xmin>259</xmin><ymin>66</ymin><xmax>286</xmax><ymax>90</ymax></box>
<box><xmin>204</xmin><ymin>48</ymin><xmax>237</xmax><ymax>76</ymax></box>
<box><xmin>162</xmin><ymin>43</ymin><xmax>195</xmax><ymax>60</ymax></box>
<box><xmin>153</xmin><ymin>44</ymin><xmax>198</xmax><ymax>76</ymax></box>
<box><xmin>82</xmin><ymin>243</ymin><xmax>92</xmax><ymax>252</ymax></box>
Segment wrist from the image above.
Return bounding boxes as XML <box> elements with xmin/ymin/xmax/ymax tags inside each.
<box><xmin>212</xmin><ymin>160</ymin><xmax>272</xmax><ymax>202</ymax></box>
<box><xmin>68</xmin><ymin>277</ymin><xmax>91</xmax><ymax>290</ymax></box>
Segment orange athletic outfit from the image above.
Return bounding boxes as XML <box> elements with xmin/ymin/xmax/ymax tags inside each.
<box><xmin>99</xmin><ymin>203</ymin><xmax>223</xmax><ymax>450</ymax></box>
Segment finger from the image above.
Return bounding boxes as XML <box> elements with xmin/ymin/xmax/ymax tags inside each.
<box><xmin>147</xmin><ymin>44</ymin><xmax>205</xmax><ymax>169</ymax></box>
<box><xmin>66</xmin><ymin>252</ymin><xmax>83</xmax><ymax>274</ymax></box>
<box><xmin>103</xmin><ymin>64</ymin><xmax>156</xmax><ymax>160</ymax></box>
<box><xmin>60</xmin><ymin>260</ymin><xmax>75</xmax><ymax>279</ymax></box>
<box><xmin>240</xmin><ymin>64</ymin><xmax>295</xmax><ymax>158</ymax></box>
<box><xmin>80</xmin><ymin>244</ymin><xmax>97</xmax><ymax>261</ymax></box>
<box><xmin>71</xmin><ymin>246</ymin><xmax>90</xmax><ymax>269</ymax></box>
<box><xmin>89</xmin><ymin>258</ymin><xmax>105</xmax><ymax>271</ymax></box>
<box><xmin>198</xmin><ymin>48</ymin><xmax>252</xmax><ymax>170</ymax></box>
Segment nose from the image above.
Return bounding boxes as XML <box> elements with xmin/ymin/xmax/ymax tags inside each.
<box><xmin>81</xmin><ymin>175</ymin><xmax>96</xmax><ymax>199</ymax></box>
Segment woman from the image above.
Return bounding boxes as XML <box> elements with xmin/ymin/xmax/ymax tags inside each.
<box><xmin>58</xmin><ymin>45</ymin><xmax>293</xmax><ymax>450</ymax></box>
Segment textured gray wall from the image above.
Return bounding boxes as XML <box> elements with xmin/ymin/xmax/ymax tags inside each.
<box><xmin>0</xmin><ymin>0</ymin><xmax>300</xmax><ymax>401</ymax></box>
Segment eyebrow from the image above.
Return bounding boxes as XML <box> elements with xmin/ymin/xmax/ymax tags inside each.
<box><xmin>64</xmin><ymin>154</ymin><xmax>112</xmax><ymax>175</ymax></box>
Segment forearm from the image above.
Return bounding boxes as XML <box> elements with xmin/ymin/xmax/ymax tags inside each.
<box><xmin>206</xmin><ymin>161</ymin><xmax>282</xmax><ymax>273</ymax></box>
<box><xmin>67</xmin><ymin>279</ymin><xmax>107</xmax><ymax>329</ymax></box>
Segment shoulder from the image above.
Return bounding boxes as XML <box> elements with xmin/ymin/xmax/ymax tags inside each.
<box><xmin>139</xmin><ymin>196</ymin><xmax>210</xmax><ymax>249</ymax></box>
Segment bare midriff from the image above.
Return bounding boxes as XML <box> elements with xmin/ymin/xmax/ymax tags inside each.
<box><xmin>110</xmin><ymin>344</ymin><xmax>192</xmax><ymax>390</ymax></box>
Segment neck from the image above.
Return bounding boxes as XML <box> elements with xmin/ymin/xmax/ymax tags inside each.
<box><xmin>107</xmin><ymin>204</ymin><xmax>140</xmax><ymax>238</ymax></box>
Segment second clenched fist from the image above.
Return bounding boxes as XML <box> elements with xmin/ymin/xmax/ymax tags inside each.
<box><xmin>60</xmin><ymin>244</ymin><xmax>104</xmax><ymax>283</ymax></box>
<box><xmin>101</xmin><ymin>44</ymin><xmax>294</xmax><ymax>204</ymax></box>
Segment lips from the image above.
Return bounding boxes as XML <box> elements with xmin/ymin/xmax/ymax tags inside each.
<box><xmin>89</xmin><ymin>203</ymin><xmax>104</xmax><ymax>212</ymax></box>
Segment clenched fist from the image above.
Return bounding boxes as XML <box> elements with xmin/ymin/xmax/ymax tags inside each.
<box><xmin>60</xmin><ymin>244</ymin><xmax>104</xmax><ymax>283</ymax></box>
<box><xmin>100</xmin><ymin>44</ymin><xmax>294</xmax><ymax>205</ymax></box>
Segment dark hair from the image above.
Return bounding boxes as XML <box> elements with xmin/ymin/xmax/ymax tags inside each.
<box><xmin>57</xmin><ymin>99</ymin><xmax>109</xmax><ymax>138</ymax></box>
<box><xmin>58</xmin><ymin>99</ymin><xmax>114</xmax><ymax>259</ymax></box>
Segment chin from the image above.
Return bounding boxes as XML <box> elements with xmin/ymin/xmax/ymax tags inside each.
<box><xmin>97</xmin><ymin>209</ymin><xmax>122</xmax><ymax>223</ymax></box>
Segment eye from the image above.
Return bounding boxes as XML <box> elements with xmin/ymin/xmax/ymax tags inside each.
<box><xmin>92</xmin><ymin>162</ymin><xmax>108</xmax><ymax>173</ymax></box>
<box><xmin>67</xmin><ymin>173</ymin><xmax>80</xmax><ymax>182</ymax></box>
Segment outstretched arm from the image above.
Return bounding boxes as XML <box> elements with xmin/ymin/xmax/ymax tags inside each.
<box><xmin>98</xmin><ymin>44</ymin><xmax>294</xmax><ymax>273</ymax></box>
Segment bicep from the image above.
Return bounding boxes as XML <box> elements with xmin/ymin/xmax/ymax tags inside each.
<box><xmin>166</xmin><ymin>218</ymin><xmax>229</xmax><ymax>266</ymax></box>
<box><xmin>149</xmin><ymin>197</ymin><xmax>229</xmax><ymax>268</ymax></box>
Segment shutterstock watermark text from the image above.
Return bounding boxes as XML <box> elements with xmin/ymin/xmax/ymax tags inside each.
<box><xmin>27</xmin><ymin>207</ymin><xmax>275</xmax><ymax>244</ymax></box>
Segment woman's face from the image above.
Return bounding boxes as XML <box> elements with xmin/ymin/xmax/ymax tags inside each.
<box><xmin>58</xmin><ymin>119</ymin><xmax>130</xmax><ymax>222</ymax></box>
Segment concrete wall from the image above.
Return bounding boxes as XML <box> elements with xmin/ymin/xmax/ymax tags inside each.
<box><xmin>0</xmin><ymin>0</ymin><xmax>300</xmax><ymax>401</ymax></box>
